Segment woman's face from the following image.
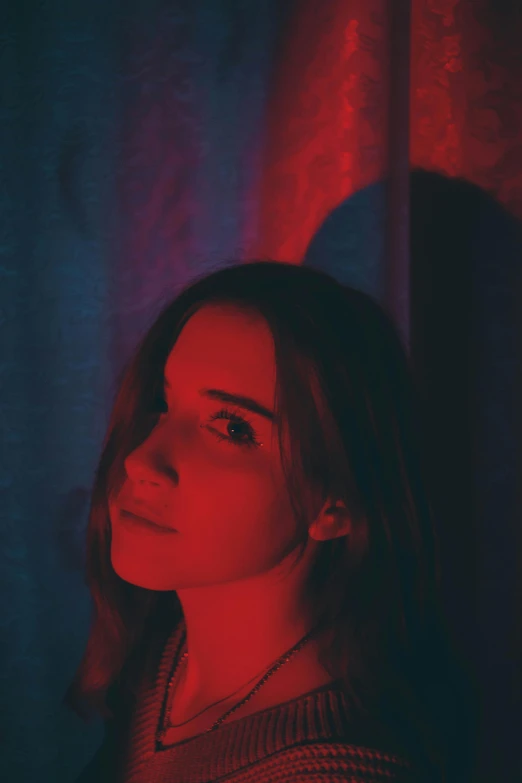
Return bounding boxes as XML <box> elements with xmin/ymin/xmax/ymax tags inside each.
<box><xmin>109</xmin><ymin>303</ymin><xmax>308</xmax><ymax>591</ymax></box>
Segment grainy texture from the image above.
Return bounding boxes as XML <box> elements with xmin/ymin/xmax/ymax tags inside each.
<box><xmin>76</xmin><ymin>619</ymin><xmax>427</xmax><ymax>783</ymax></box>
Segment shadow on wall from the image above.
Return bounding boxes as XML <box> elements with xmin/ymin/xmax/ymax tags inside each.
<box><xmin>303</xmin><ymin>168</ymin><xmax>522</xmax><ymax>783</ymax></box>
<box><xmin>408</xmin><ymin>170</ymin><xmax>521</xmax><ymax>783</ymax></box>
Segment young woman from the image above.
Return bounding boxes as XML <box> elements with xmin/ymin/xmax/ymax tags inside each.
<box><xmin>66</xmin><ymin>260</ymin><xmax>475</xmax><ymax>782</ymax></box>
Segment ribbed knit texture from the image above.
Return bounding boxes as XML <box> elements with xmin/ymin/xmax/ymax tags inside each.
<box><xmin>77</xmin><ymin>619</ymin><xmax>431</xmax><ymax>783</ymax></box>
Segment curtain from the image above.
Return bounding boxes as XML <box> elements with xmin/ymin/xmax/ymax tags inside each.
<box><xmin>1</xmin><ymin>1</ymin><xmax>520</xmax><ymax>781</ymax></box>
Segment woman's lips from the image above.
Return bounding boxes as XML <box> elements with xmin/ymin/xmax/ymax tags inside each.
<box><xmin>119</xmin><ymin>509</ymin><xmax>177</xmax><ymax>534</ymax></box>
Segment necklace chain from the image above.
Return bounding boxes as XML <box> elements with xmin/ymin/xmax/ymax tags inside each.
<box><xmin>156</xmin><ymin>625</ymin><xmax>320</xmax><ymax>745</ymax></box>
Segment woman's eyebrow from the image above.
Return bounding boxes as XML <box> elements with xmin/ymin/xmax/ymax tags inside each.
<box><xmin>163</xmin><ymin>378</ymin><xmax>275</xmax><ymax>422</ymax></box>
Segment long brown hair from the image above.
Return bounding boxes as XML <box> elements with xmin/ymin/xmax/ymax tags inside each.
<box><xmin>63</xmin><ymin>260</ymin><xmax>478</xmax><ymax>779</ymax></box>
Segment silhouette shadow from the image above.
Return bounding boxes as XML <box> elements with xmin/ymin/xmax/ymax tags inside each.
<box><xmin>303</xmin><ymin>169</ymin><xmax>522</xmax><ymax>783</ymax></box>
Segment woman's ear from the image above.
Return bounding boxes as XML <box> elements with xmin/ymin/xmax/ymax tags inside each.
<box><xmin>308</xmin><ymin>501</ymin><xmax>351</xmax><ymax>542</ymax></box>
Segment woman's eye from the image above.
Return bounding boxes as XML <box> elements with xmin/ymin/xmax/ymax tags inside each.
<box><xmin>207</xmin><ymin>409</ymin><xmax>262</xmax><ymax>450</ymax></box>
<box><xmin>148</xmin><ymin>398</ymin><xmax>262</xmax><ymax>450</ymax></box>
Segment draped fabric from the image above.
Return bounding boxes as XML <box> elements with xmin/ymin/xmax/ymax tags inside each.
<box><xmin>1</xmin><ymin>1</ymin><xmax>520</xmax><ymax>782</ymax></box>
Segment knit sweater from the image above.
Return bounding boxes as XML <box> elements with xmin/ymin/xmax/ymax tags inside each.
<box><xmin>75</xmin><ymin>619</ymin><xmax>435</xmax><ymax>783</ymax></box>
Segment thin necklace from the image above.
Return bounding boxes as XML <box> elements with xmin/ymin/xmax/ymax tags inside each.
<box><xmin>156</xmin><ymin>623</ymin><xmax>321</xmax><ymax>744</ymax></box>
